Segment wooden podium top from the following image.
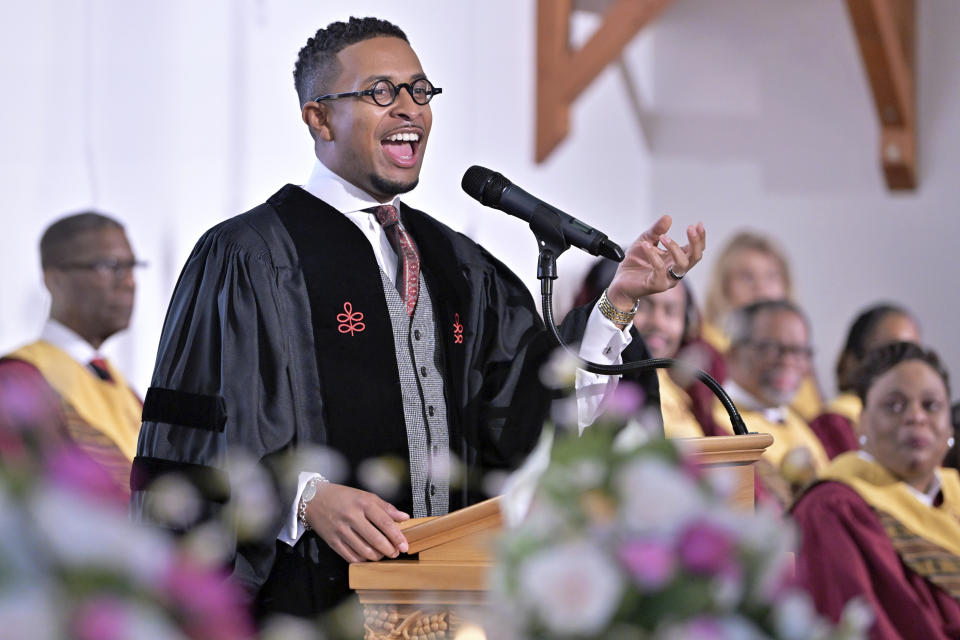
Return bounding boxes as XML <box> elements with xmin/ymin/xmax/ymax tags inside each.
<box><xmin>350</xmin><ymin>433</ymin><xmax>773</xmax><ymax>594</ymax></box>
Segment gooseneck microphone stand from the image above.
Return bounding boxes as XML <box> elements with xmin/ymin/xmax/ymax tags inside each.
<box><xmin>530</xmin><ymin>210</ymin><xmax>749</xmax><ymax>436</ymax></box>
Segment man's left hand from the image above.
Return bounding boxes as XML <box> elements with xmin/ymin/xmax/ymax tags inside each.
<box><xmin>606</xmin><ymin>215</ymin><xmax>706</xmax><ymax>312</ymax></box>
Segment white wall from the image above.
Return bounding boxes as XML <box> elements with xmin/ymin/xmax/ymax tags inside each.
<box><xmin>1</xmin><ymin>0</ymin><xmax>957</xmax><ymax>399</ymax></box>
<box><xmin>644</xmin><ymin>0</ymin><xmax>960</xmax><ymax>394</ymax></box>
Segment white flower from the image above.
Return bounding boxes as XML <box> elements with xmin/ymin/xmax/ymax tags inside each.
<box><xmin>567</xmin><ymin>458</ymin><xmax>606</xmax><ymax>490</ymax></box>
<box><xmin>282</xmin><ymin>444</ymin><xmax>349</xmax><ymax>487</ymax></box>
<box><xmin>0</xmin><ymin>587</ymin><xmax>61</xmax><ymax>640</ymax></box>
<box><xmin>180</xmin><ymin>521</ymin><xmax>234</xmax><ymax>568</ymax></box>
<box><xmin>611</xmin><ymin>419</ymin><xmax>653</xmax><ymax>452</ymax></box>
<box><xmin>653</xmin><ymin>615</ymin><xmax>767</xmax><ymax>640</ymax></box>
<box><xmin>358</xmin><ymin>457</ymin><xmax>406</xmax><ymax>499</ymax></box>
<box><xmin>540</xmin><ymin>348</ymin><xmax>581</xmax><ymax>390</ymax></box>
<box><xmin>223</xmin><ymin>450</ymin><xmax>279</xmax><ymax>540</ymax></box>
<box><xmin>616</xmin><ymin>457</ymin><xmax>704</xmax><ymax>535</ymax></box>
<box><xmin>518</xmin><ymin>541</ymin><xmax>622</xmax><ymax>635</ymax></box>
<box><xmin>145</xmin><ymin>474</ymin><xmax>202</xmax><ymax>529</ymax></box>
<box><xmin>29</xmin><ymin>486</ymin><xmax>174</xmax><ymax>585</ymax></box>
<box><xmin>705</xmin><ymin>466</ymin><xmax>739</xmax><ymax>500</ymax></box>
<box><xmin>520</xmin><ymin>497</ymin><xmax>568</xmax><ymax>538</ymax></box>
<box><xmin>837</xmin><ymin>596</ymin><xmax>874</xmax><ymax>638</ymax></box>
<box><xmin>259</xmin><ymin>614</ymin><xmax>318</xmax><ymax>640</ymax></box>
<box><xmin>773</xmin><ymin>591</ymin><xmax>818</xmax><ymax>640</ymax></box>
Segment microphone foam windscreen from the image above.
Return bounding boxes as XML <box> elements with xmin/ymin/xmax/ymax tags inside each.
<box><xmin>461</xmin><ymin>166</ymin><xmax>508</xmax><ymax>206</ymax></box>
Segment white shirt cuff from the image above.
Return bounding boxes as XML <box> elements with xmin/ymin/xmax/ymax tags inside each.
<box><xmin>575</xmin><ymin>304</ymin><xmax>633</xmax><ymax>433</ymax></box>
<box><xmin>277</xmin><ymin>471</ymin><xmax>324</xmax><ymax>546</ymax></box>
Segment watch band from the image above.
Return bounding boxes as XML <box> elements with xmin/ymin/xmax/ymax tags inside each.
<box><xmin>298</xmin><ymin>474</ymin><xmax>329</xmax><ymax>531</ymax></box>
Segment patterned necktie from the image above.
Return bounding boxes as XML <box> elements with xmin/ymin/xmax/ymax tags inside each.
<box><xmin>88</xmin><ymin>357</ymin><xmax>114</xmax><ymax>383</ymax></box>
<box><xmin>373</xmin><ymin>205</ymin><xmax>420</xmax><ymax>316</ymax></box>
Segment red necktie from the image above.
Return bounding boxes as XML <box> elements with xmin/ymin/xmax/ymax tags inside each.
<box><xmin>88</xmin><ymin>357</ymin><xmax>114</xmax><ymax>383</ymax></box>
<box><xmin>373</xmin><ymin>205</ymin><xmax>420</xmax><ymax>316</ymax></box>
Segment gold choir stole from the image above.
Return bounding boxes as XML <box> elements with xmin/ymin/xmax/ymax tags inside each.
<box><xmin>9</xmin><ymin>341</ymin><xmax>141</xmax><ymax>492</ymax></box>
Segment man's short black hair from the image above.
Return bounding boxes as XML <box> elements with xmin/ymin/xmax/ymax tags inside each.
<box><xmin>293</xmin><ymin>16</ymin><xmax>408</xmax><ymax>107</ymax></box>
<box><xmin>40</xmin><ymin>211</ymin><xmax>124</xmax><ymax>269</ymax></box>
<box><xmin>854</xmin><ymin>341</ymin><xmax>950</xmax><ymax>404</ymax></box>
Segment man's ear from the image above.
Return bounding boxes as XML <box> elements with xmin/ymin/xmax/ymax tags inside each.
<box><xmin>43</xmin><ymin>268</ymin><xmax>63</xmax><ymax>297</ymax></box>
<box><xmin>302</xmin><ymin>101</ymin><xmax>334</xmax><ymax>142</ymax></box>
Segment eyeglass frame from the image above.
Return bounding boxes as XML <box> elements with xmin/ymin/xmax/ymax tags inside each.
<box><xmin>54</xmin><ymin>258</ymin><xmax>148</xmax><ymax>279</ymax></box>
<box><xmin>313</xmin><ymin>78</ymin><xmax>442</xmax><ymax>107</ymax></box>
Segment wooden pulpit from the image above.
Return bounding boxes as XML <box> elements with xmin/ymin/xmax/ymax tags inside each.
<box><xmin>350</xmin><ymin>433</ymin><xmax>773</xmax><ymax>639</ymax></box>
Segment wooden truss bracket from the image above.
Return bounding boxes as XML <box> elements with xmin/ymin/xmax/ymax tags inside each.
<box><xmin>845</xmin><ymin>0</ymin><xmax>916</xmax><ymax>190</ymax></box>
<box><xmin>536</xmin><ymin>0</ymin><xmax>674</xmax><ymax>163</ymax></box>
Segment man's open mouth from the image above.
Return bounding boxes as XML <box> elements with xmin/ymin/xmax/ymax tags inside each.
<box><xmin>381</xmin><ymin>130</ymin><xmax>422</xmax><ymax>167</ymax></box>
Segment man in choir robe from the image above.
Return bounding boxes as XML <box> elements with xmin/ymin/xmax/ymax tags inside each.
<box><xmin>792</xmin><ymin>342</ymin><xmax>960</xmax><ymax>639</ymax></box>
<box><xmin>0</xmin><ymin>212</ymin><xmax>143</xmax><ymax>499</ymax></box>
<box><xmin>713</xmin><ymin>300</ymin><xmax>828</xmax><ymax>504</ymax></box>
<box><xmin>131</xmin><ymin>16</ymin><xmax>706</xmax><ymax>618</ymax></box>
<box><xmin>701</xmin><ymin>232</ymin><xmax>823</xmax><ymax>422</ymax></box>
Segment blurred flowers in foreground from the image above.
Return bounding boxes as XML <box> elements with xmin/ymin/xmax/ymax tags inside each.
<box><xmin>0</xmin><ymin>386</ymin><xmax>255</xmax><ymax>640</ymax></box>
<box><xmin>492</xmin><ymin>425</ymin><xmax>871</xmax><ymax>639</ymax></box>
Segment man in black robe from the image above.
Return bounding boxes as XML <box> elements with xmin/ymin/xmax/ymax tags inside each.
<box><xmin>132</xmin><ymin>16</ymin><xmax>706</xmax><ymax>618</ymax></box>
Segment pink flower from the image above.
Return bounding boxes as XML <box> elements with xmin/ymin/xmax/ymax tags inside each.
<box><xmin>683</xmin><ymin>616</ymin><xmax>725</xmax><ymax>639</ymax></box>
<box><xmin>45</xmin><ymin>446</ymin><xmax>127</xmax><ymax>504</ymax></box>
<box><xmin>73</xmin><ymin>597</ymin><xmax>127</xmax><ymax>640</ymax></box>
<box><xmin>603</xmin><ymin>381</ymin><xmax>646</xmax><ymax>419</ymax></box>
<box><xmin>677</xmin><ymin>520</ymin><xmax>735</xmax><ymax>575</ymax></box>
<box><xmin>618</xmin><ymin>538</ymin><xmax>675</xmax><ymax>589</ymax></box>
<box><xmin>161</xmin><ymin>557</ymin><xmax>254</xmax><ymax>640</ymax></box>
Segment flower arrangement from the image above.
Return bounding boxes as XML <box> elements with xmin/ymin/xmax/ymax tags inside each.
<box><xmin>492</xmin><ymin>420</ymin><xmax>871</xmax><ymax>639</ymax></box>
<box><xmin>0</xmin><ymin>378</ymin><xmax>256</xmax><ymax>640</ymax></box>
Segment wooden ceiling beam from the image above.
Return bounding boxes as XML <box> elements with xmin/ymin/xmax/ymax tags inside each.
<box><xmin>845</xmin><ymin>0</ymin><xmax>916</xmax><ymax>190</ymax></box>
<box><xmin>536</xmin><ymin>0</ymin><xmax>674</xmax><ymax>163</ymax></box>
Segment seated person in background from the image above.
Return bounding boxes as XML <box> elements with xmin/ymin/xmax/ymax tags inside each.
<box><xmin>702</xmin><ymin>231</ymin><xmax>822</xmax><ymax>421</ymax></box>
<box><xmin>571</xmin><ymin>258</ymin><xmax>725</xmax><ymax>436</ymax></box>
<box><xmin>631</xmin><ymin>283</ymin><xmax>727</xmax><ymax>438</ymax></box>
<box><xmin>810</xmin><ymin>303</ymin><xmax>921</xmax><ymax>459</ymax></box>
<box><xmin>0</xmin><ymin>212</ymin><xmax>143</xmax><ymax>499</ymax></box>
<box><xmin>714</xmin><ymin>300</ymin><xmax>828</xmax><ymax>504</ymax></box>
<box><xmin>791</xmin><ymin>342</ymin><xmax>960</xmax><ymax>639</ymax></box>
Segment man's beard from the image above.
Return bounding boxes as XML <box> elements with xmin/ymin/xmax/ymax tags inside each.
<box><xmin>759</xmin><ymin>385</ymin><xmax>798</xmax><ymax>408</ymax></box>
<box><xmin>371</xmin><ymin>174</ymin><xmax>419</xmax><ymax>197</ymax></box>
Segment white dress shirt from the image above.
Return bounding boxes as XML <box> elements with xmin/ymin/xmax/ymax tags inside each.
<box><xmin>279</xmin><ymin>160</ymin><xmax>632</xmax><ymax>544</ymax></box>
<box><xmin>39</xmin><ymin>319</ymin><xmax>104</xmax><ymax>368</ymax></box>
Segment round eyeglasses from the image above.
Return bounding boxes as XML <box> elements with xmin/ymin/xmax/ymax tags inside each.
<box><xmin>313</xmin><ymin>78</ymin><xmax>442</xmax><ymax>107</ymax></box>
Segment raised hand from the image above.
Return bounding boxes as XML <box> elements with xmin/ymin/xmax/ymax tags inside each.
<box><xmin>303</xmin><ymin>482</ymin><xmax>410</xmax><ymax>563</ymax></box>
<box><xmin>606</xmin><ymin>215</ymin><xmax>705</xmax><ymax>313</ymax></box>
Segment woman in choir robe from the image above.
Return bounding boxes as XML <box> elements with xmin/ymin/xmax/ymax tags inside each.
<box><xmin>701</xmin><ymin>231</ymin><xmax>823</xmax><ymax>422</ymax></box>
<box><xmin>791</xmin><ymin>342</ymin><xmax>960</xmax><ymax>639</ymax></box>
<box><xmin>809</xmin><ymin>304</ymin><xmax>920</xmax><ymax>459</ymax></box>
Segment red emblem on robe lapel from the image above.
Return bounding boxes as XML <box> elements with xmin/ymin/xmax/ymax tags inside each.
<box><xmin>453</xmin><ymin>313</ymin><xmax>464</xmax><ymax>344</ymax></box>
<box><xmin>337</xmin><ymin>302</ymin><xmax>365</xmax><ymax>336</ymax></box>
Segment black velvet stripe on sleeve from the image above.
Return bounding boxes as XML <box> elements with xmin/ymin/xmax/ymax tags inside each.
<box><xmin>130</xmin><ymin>455</ymin><xmax>230</xmax><ymax>503</ymax></box>
<box><xmin>142</xmin><ymin>387</ymin><xmax>227</xmax><ymax>433</ymax></box>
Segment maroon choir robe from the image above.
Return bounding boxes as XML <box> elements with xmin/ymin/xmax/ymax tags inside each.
<box><xmin>792</xmin><ymin>481</ymin><xmax>960</xmax><ymax>639</ymax></box>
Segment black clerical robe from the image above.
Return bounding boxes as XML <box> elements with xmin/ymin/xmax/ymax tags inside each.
<box><xmin>132</xmin><ymin>184</ymin><xmax>659</xmax><ymax>617</ymax></box>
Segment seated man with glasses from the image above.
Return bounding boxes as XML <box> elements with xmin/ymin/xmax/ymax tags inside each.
<box><xmin>0</xmin><ymin>211</ymin><xmax>144</xmax><ymax>501</ymax></box>
<box><xmin>713</xmin><ymin>299</ymin><xmax>829</xmax><ymax>506</ymax></box>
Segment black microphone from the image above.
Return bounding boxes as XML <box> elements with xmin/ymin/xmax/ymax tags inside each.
<box><xmin>461</xmin><ymin>166</ymin><xmax>625</xmax><ymax>262</ymax></box>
